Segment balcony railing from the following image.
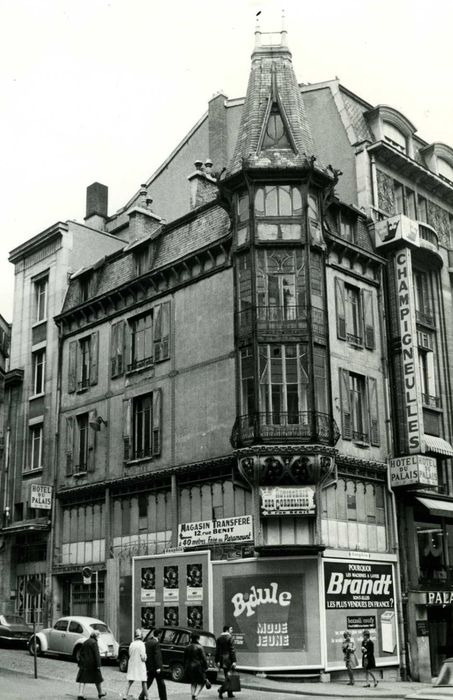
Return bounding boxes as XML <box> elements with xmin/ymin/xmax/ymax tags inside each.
<box><xmin>419</xmin><ymin>223</ymin><xmax>439</xmax><ymax>249</ymax></box>
<box><xmin>422</xmin><ymin>393</ymin><xmax>442</xmax><ymax>409</ymax></box>
<box><xmin>127</xmin><ymin>356</ymin><xmax>153</xmax><ymax>372</ymax></box>
<box><xmin>237</xmin><ymin>305</ymin><xmax>326</xmax><ymax>338</ymax></box>
<box><xmin>231</xmin><ymin>411</ymin><xmax>340</xmax><ymax>448</ymax></box>
<box><xmin>416</xmin><ymin>309</ymin><xmax>435</xmax><ymax>328</ymax></box>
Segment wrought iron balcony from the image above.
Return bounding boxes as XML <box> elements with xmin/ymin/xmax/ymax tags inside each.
<box><xmin>416</xmin><ymin>309</ymin><xmax>435</xmax><ymax>328</ymax></box>
<box><xmin>237</xmin><ymin>305</ymin><xmax>326</xmax><ymax>338</ymax></box>
<box><xmin>422</xmin><ymin>393</ymin><xmax>442</xmax><ymax>409</ymax></box>
<box><xmin>231</xmin><ymin>411</ymin><xmax>340</xmax><ymax>448</ymax></box>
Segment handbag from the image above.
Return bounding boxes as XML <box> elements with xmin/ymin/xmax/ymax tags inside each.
<box><xmin>227</xmin><ymin>671</ymin><xmax>241</xmax><ymax>693</ymax></box>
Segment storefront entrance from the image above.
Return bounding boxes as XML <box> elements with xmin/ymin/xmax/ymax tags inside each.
<box><xmin>428</xmin><ymin>605</ymin><xmax>453</xmax><ymax>676</ymax></box>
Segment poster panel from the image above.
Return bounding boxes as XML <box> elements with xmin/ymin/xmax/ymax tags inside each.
<box><xmin>133</xmin><ymin>552</ymin><xmax>210</xmax><ymax>634</ymax></box>
<box><xmin>324</xmin><ymin>560</ymin><xmax>398</xmax><ymax>669</ymax></box>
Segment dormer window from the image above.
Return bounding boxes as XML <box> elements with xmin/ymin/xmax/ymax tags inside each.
<box><xmin>383</xmin><ymin>122</ymin><xmax>407</xmax><ymax>154</ymax></box>
<box><xmin>262</xmin><ymin>104</ymin><xmax>291</xmax><ymax>149</ymax></box>
<box><xmin>438</xmin><ymin>158</ymin><xmax>453</xmax><ymax>186</ymax></box>
<box><xmin>135</xmin><ymin>244</ymin><xmax>151</xmax><ymax>276</ymax></box>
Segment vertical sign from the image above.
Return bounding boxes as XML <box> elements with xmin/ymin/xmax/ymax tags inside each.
<box><xmin>394</xmin><ymin>249</ymin><xmax>423</xmax><ymax>454</ymax></box>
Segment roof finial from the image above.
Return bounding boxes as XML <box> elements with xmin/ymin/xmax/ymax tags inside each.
<box><xmin>281</xmin><ymin>8</ymin><xmax>288</xmax><ymax>46</ymax></box>
<box><xmin>254</xmin><ymin>10</ymin><xmax>261</xmax><ymax>47</ymax></box>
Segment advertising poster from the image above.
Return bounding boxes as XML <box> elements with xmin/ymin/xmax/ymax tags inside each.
<box><xmin>187</xmin><ymin>605</ymin><xmax>203</xmax><ymax>629</ymax></box>
<box><xmin>141</xmin><ymin>606</ymin><xmax>156</xmax><ymax>629</ymax></box>
<box><xmin>324</xmin><ymin>560</ymin><xmax>398</xmax><ymax>669</ymax></box>
<box><xmin>163</xmin><ymin>565</ymin><xmax>179</xmax><ymax>602</ymax></box>
<box><xmin>178</xmin><ymin>515</ymin><xmax>253</xmax><ymax>548</ymax></box>
<box><xmin>140</xmin><ymin>566</ymin><xmax>156</xmax><ymax>603</ymax></box>
<box><xmin>224</xmin><ymin>574</ymin><xmax>305</xmax><ymax>654</ymax></box>
<box><xmin>187</xmin><ymin>563</ymin><xmax>203</xmax><ymax>602</ymax></box>
<box><xmin>163</xmin><ymin>606</ymin><xmax>179</xmax><ymax>626</ymax></box>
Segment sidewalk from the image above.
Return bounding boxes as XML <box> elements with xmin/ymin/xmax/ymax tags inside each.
<box><xmin>240</xmin><ymin>672</ymin><xmax>432</xmax><ymax>698</ymax></box>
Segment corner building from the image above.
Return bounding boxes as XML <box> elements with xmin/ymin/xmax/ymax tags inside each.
<box><xmin>3</xmin><ymin>27</ymin><xmax>453</xmax><ymax>682</ymax></box>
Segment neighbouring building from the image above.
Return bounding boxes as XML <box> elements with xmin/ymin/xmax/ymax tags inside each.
<box><xmin>2</xmin><ymin>25</ymin><xmax>453</xmax><ymax>682</ymax></box>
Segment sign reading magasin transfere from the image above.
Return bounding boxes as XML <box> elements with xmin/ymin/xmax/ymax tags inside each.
<box><xmin>178</xmin><ymin>515</ymin><xmax>253</xmax><ymax>548</ymax></box>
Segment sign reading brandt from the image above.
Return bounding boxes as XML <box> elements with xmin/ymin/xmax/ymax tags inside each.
<box><xmin>178</xmin><ymin>515</ymin><xmax>253</xmax><ymax>548</ymax></box>
<box><xmin>395</xmin><ymin>249</ymin><xmax>423</xmax><ymax>454</ymax></box>
<box><xmin>389</xmin><ymin>455</ymin><xmax>438</xmax><ymax>488</ymax></box>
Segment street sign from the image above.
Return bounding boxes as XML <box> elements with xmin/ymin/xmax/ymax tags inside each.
<box><xmin>82</xmin><ymin>566</ymin><xmax>92</xmax><ymax>584</ymax></box>
<box><xmin>26</xmin><ymin>578</ymin><xmax>42</xmax><ymax>597</ymax></box>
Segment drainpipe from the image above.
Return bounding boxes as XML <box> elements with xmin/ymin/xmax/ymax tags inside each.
<box><xmin>379</xmin><ymin>265</ymin><xmax>407</xmax><ymax>680</ymax></box>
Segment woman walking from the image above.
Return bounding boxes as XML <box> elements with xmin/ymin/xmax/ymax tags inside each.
<box><xmin>361</xmin><ymin>630</ymin><xmax>378</xmax><ymax>688</ymax></box>
<box><xmin>75</xmin><ymin>630</ymin><xmax>106</xmax><ymax>700</ymax></box>
<box><xmin>123</xmin><ymin>629</ymin><xmax>149</xmax><ymax>700</ymax></box>
<box><xmin>184</xmin><ymin>632</ymin><xmax>209</xmax><ymax>700</ymax></box>
<box><xmin>342</xmin><ymin>631</ymin><xmax>357</xmax><ymax>686</ymax></box>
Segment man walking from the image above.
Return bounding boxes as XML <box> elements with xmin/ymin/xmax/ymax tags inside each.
<box><xmin>139</xmin><ymin>629</ymin><xmax>167</xmax><ymax>700</ymax></box>
<box><xmin>215</xmin><ymin>625</ymin><xmax>237</xmax><ymax>699</ymax></box>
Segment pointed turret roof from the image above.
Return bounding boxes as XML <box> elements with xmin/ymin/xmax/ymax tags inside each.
<box><xmin>227</xmin><ymin>26</ymin><xmax>321</xmax><ymax>176</ymax></box>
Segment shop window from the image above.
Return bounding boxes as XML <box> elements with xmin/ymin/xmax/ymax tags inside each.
<box><xmin>122</xmin><ymin>390</ymin><xmax>162</xmax><ymax>462</ymax></box>
<box><xmin>254</xmin><ymin>185</ymin><xmax>302</xmax><ymax>241</ymax></box>
<box><xmin>339</xmin><ymin>369</ymin><xmax>380</xmax><ymax>445</ymax></box>
<box><xmin>335</xmin><ymin>279</ymin><xmax>375</xmax><ymax>349</ymax></box>
<box><xmin>34</xmin><ymin>276</ymin><xmax>48</xmax><ymax>323</ymax></box>
<box><xmin>68</xmin><ymin>332</ymin><xmax>99</xmax><ymax>393</ymax></box>
<box><xmin>416</xmin><ymin>518</ymin><xmax>447</xmax><ymax>583</ymax></box>
<box><xmin>32</xmin><ymin>349</ymin><xmax>46</xmax><ymax>395</ymax></box>
<box><xmin>16</xmin><ymin>573</ymin><xmax>46</xmax><ymax>625</ymax></box>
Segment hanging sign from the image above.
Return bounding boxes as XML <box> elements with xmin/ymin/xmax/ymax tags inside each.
<box><xmin>30</xmin><ymin>485</ymin><xmax>52</xmax><ymax>510</ymax></box>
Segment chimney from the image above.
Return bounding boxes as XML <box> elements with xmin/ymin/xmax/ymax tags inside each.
<box><xmin>208</xmin><ymin>92</ymin><xmax>228</xmax><ymax>172</ymax></box>
<box><xmin>188</xmin><ymin>160</ymin><xmax>218</xmax><ymax>210</ymax></box>
<box><xmin>127</xmin><ymin>184</ymin><xmax>162</xmax><ymax>241</ymax></box>
<box><xmin>85</xmin><ymin>182</ymin><xmax>108</xmax><ymax>230</ymax></box>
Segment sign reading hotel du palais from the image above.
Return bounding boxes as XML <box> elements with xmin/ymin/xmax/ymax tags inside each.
<box><xmin>178</xmin><ymin>515</ymin><xmax>253</xmax><ymax>549</ymax></box>
<box><xmin>30</xmin><ymin>484</ymin><xmax>53</xmax><ymax>509</ymax></box>
<box><xmin>389</xmin><ymin>455</ymin><xmax>438</xmax><ymax>488</ymax></box>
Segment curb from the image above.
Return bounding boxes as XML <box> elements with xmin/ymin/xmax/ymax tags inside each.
<box><xmin>241</xmin><ymin>681</ymin><xmax>409</xmax><ymax>698</ymax></box>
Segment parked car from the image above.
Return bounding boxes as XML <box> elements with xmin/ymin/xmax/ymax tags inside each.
<box><xmin>405</xmin><ymin>658</ymin><xmax>453</xmax><ymax>699</ymax></box>
<box><xmin>28</xmin><ymin>616</ymin><xmax>119</xmax><ymax>662</ymax></box>
<box><xmin>118</xmin><ymin>626</ymin><xmax>218</xmax><ymax>682</ymax></box>
<box><xmin>0</xmin><ymin>613</ymin><xmax>33</xmax><ymax>647</ymax></box>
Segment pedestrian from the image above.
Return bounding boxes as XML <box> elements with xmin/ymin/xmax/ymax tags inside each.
<box><xmin>75</xmin><ymin>629</ymin><xmax>106</xmax><ymax>700</ymax></box>
<box><xmin>123</xmin><ymin>629</ymin><xmax>149</xmax><ymax>700</ymax></box>
<box><xmin>342</xmin><ymin>631</ymin><xmax>357</xmax><ymax>686</ymax></box>
<box><xmin>138</xmin><ymin>629</ymin><xmax>167</xmax><ymax>700</ymax></box>
<box><xmin>183</xmin><ymin>632</ymin><xmax>210</xmax><ymax>700</ymax></box>
<box><xmin>361</xmin><ymin>630</ymin><xmax>378</xmax><ymax>688</ymax></box>
<box><xmin>215</xmin><ymin>625</ymin><xmax>237</xmax><ymax>699</ymax></box>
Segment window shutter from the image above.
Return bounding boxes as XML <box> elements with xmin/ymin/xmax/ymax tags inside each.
<box><xmin>367</xmin><ymin>377</ymin><xmax>380</xmax><ymax>446</ymax></box>
<box><xmin>124</xmin><ymin>322</ymin><xmax>131</xmax><ymax>373</ymax></box>
<box><xmin>362</xmin><ymin>289</ymin><xmax>375</xmax><ymax>350</ymax></box>
<box><xmin>68</xmin><ymin>341</ymin><xmax>77</xmax><ymax>393</ymax></box>
<box><xmin>153</xmin><ymin>305</ymin><xmax>162</xmax><ymax>362</ymax></box>
<box><xmin>152</xmin><ymin>389</ymin><xmax>162</xmax><ymax>456</ymax></box>
<box><xmin>90</xmin><ymin>332</ymin><xmax>99</xmax><ymax>385</ymax></box>
<box><xmin>340</xmin><ymin>368</ymin><xmax>352</xmax><ymax>440</ymax></box>
<box><xmin>65</xmin><ymin>416</ymin><xmax>74</xmax><ymax>476</ymax></box>
<box><xmin>118</xmin><ymin>320</ymin><xmax>125</xmax><ymax>374</ymax></box>
<box><xmin>161</xmin><ymin>302</ymin><xmax>170</xmax><ymax>359</ymax></box>
<box><xmin>87</xmin><ymin>418</ymin><xmax>96</xmax><ymax>472</ymax></box>
<box><xmin>335</xmin><ymin>278</ymin><xmax>346</xmax><ymax>340</ymax></box>
<box><xmin>110</xmin><ymin>323</ymin><xmax>118</xmax><ymax>378</ymax></box>
<box><xmin>123</xmin><ymin>398</ymin><xmax>132</xmax><ymax>461</ymax></box>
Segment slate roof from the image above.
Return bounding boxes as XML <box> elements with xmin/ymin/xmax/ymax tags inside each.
<box><xmin>227</xmin><ymin>38</ymin><xmax>321</xmax><ymax>176</ymax></box>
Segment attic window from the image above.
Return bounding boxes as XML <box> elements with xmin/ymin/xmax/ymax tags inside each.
<box><xmin>383</xmin><ymin>122</ymin><xmax>406</xmax><ymax>154</ymax></box>
<box><xmin>135</xmin><ymin>244</ymin><xmax>151</xmax><ymax>276</ymax></box>
<box><xmin>80</xmin><ymin>274</ymin><xmax>92</xmax><ymax>303</ymax></box>
<box><xmin>262</xmin><ymin>104</ymin><xmax>291</xmax><ymax>149</ymax></box>
<box><xmin>438</xmin><ymin>158</ymin><xmax>453</xmax><ymax>186</ymax></box>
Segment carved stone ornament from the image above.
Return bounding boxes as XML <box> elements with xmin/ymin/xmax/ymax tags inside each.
<box><xmin>237</xmin><ymin>446</ymin><xmax>336</xmax><ymax>486</ymax></box>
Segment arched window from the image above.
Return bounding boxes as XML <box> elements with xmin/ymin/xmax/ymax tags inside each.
<box><xmin>262</xmin><ymin>104</ymin><xmax>291</xmax><ymax>149</ymax></box>
<box><xmin>383</xmin><ymin>122</ymin><xmax>407</xmax><ymax>153</ymax></box>
<box><xmin>438</xmin><ymin>158</ymin><xmax>453</xmax><ymax>185</ymax></box>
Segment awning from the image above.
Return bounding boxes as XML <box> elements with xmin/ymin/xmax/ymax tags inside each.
<box><xmin>416</xmin><ymin>497</ymin><xmax>453</xmax><ymax>519</ymax></box>
<box><xmin>424</xmin><ymin>434</ymin><xmax>453</xmax><ymax>456</ymax></box>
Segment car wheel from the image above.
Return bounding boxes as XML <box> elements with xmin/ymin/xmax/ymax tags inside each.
<box><xmin>73</xmin><ymin>645</ymin><xmax>82</xmax><ymax>663</ymax></box>
<box><xmin>28</xmin><ymin>637</ymin><xmax>42</xmax><ymax>657</ymax></box>
<box><xmin>170</xmin><ymin>662</ymin><xmax>185</xmax><ymax>682</ymax></box>
<box><xmin>118</xmin><ymin>653</ymin><xmax>128</xmax><ymax>673</ymax></box>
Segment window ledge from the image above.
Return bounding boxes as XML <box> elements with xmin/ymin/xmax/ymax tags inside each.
<box><xmin>125</xmin><ymin>456</ymin><xmax>153</xmax><ymax>466</ymax></box>
<box><xmin>29</xmin><ymin>393</ymin><xmax>45</xmax><ymax>401</ymax></box>
<box><xmin>73</xmin><ymin>470</ymin><xmax>87</xmax><ymax>478</ymax></box>
<box><xmin>76</xmin><ymin>386</ymin><xmax>90</xmax><ymax>394</ymax></box>
<box><xmin>22</xmin><ymin>467</ymin><xmax>43</xmax><ymax>477</ymax></box>
<box><xmin>125</xmin><ymin>364</ymin><xmax>154</xmax><ymax>377</ymax></box>
<box><xmin>32</xmin><ymin>320</ymin><xmax>48</xmax><ymax>329</ymax></box>
<box><xmin>353</xmin><ymin>440</ymin><xmax>370</xmax><ymax>449</ymax></box>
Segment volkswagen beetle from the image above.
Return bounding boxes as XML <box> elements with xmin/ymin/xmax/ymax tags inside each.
<box><xmin>28</xmin><ymin>615</ymin><xmax>119</xmax><ymax>662</ymax></box>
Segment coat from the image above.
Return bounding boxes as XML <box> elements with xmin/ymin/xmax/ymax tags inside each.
<box><xmin>76</xmin><ymin>637</ymin><xmax>103</xmax><ymax>684</ymax></box>
<box><xmin>144</xmin><ymin>636</ymin><xmax>163</xmax><ymax>673</ymax></box>
<box><xmin>184</xmin><ymin>642</ymin><xmax>208</xmax><ymax>684</ymax></box>
<box><xmin>362</xmin><ymin>639</ymin><xmax>376</xmax><ymax>670</ymax></box>
<box><xmin>215</xmin><ymin>633</ymin><xmax>236</xmax><ymax>669</ymax></box>
<box><xmin>127</xmin><ymin>639</ymin><xmax>147</xmax><ymax>681</ymax></box>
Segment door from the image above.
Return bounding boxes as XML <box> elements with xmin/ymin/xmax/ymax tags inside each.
<box><xmin>428</xmin><ymin>606</ymin><xmax>453</xmax><ymax>676</ymax></box>
<box><xmin>48</xmin><ymin>619</ymin><xmax>69</xmax><ymax>653</ymax></box>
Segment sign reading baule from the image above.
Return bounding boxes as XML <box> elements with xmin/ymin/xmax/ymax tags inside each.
<box><xmin>178</xmin><ymin>515</ymin><xmax>253</xmax><ymax>549</ymax></box>
<box><xmin>389</xmin><ymin>455</ymin><xmax>438</xmax><ymax>488</ymax></box>
<box><xmin>30</xmin><ymin>484</ymin><xmax>52</xmax><ymax>510</ymax></box>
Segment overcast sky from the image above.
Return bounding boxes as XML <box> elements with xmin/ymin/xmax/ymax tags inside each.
<box><xmin>1</xmin><ymin>0</ymin><xmax>453</xmax><ymax>321</ymax></box>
